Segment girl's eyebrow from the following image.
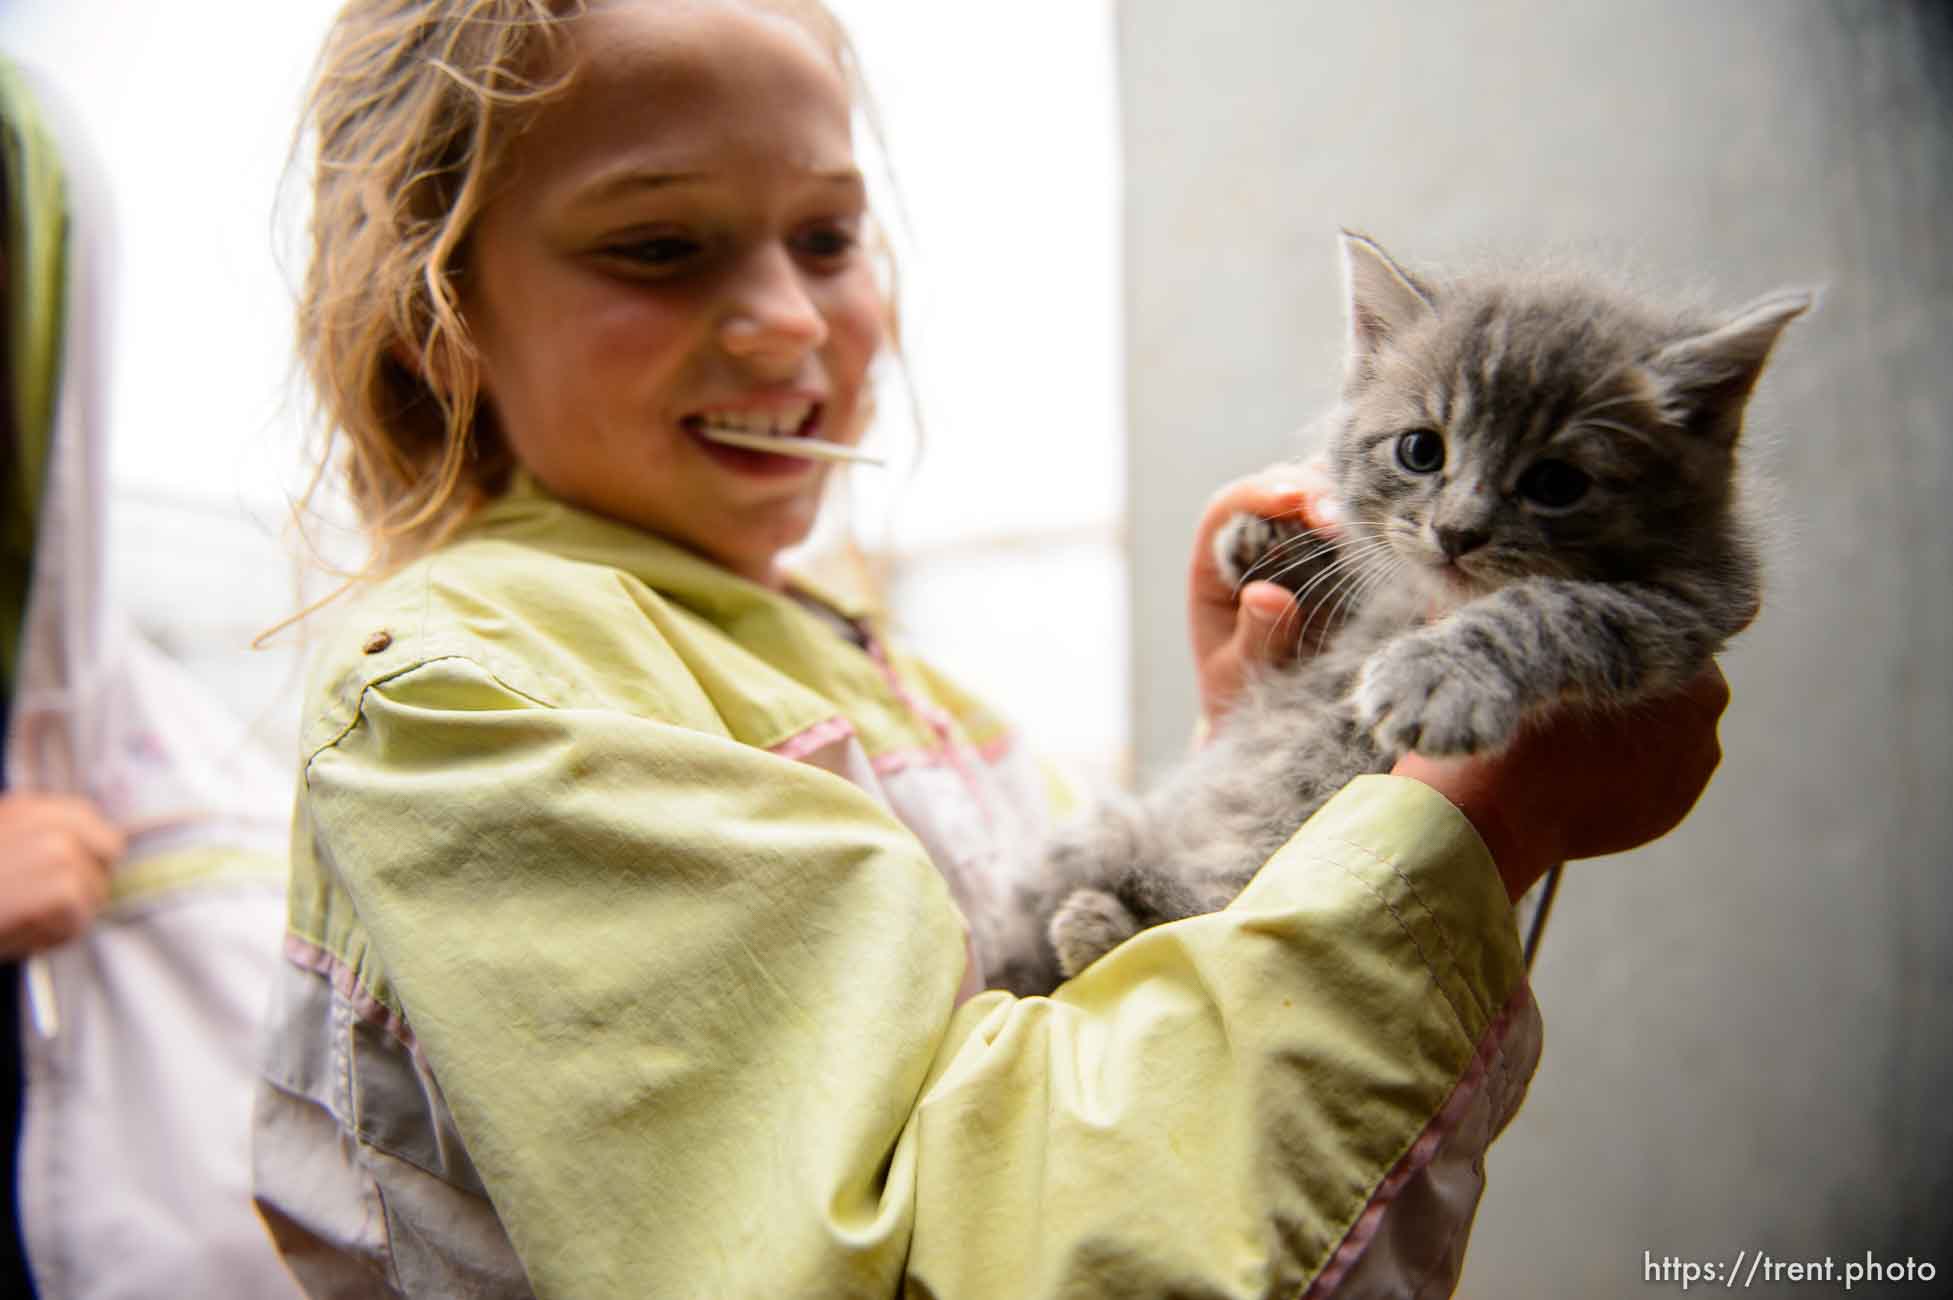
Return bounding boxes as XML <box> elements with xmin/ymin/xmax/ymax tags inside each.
<box><xmin>809</xmin><ymin>169</ymin><xmax>866</xmax><ymax>191</ymax></box>
<box><xmin>575</xmin><ymin>170</ymin><xmax>706</xmax><ymax>203</ymax></box>
<box><xmin>578</xmin><ymin>167</ymin><xmax>865</xmax><ymax>204</ymax></box>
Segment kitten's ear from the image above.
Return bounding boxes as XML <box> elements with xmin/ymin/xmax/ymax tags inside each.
<box><xmin>1648</xmin><ymin>289</ymin><xmax>1812</xmax><ymax>444</ymax></box>
<box><xmin>1341</xmin><ymin>230</ymin><xmax>1436</xmax><ymax>380</ymax></box>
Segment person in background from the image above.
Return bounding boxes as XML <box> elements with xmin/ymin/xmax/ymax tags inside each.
<box><xmin>0</xmin><ymin>58</ymin><xmax>124</xmax><ymax>1294</ymax></box>
<box><xmin>0</xmin><ymin>56</ymin><xmax>300</xmax><ymax>1299</ymax></box>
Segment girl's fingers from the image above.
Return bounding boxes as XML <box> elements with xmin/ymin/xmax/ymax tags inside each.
<box><xmin>1233</xmin><ymin>580</ymin><xmax>1302</xmax><ymax>665</ymax></box>
<box><xmin>1206</xmin><ymin>457</ymin><xmax>1340</xmax><ymax>532</ymax></box>
<box><xmin>1192</xmin><ymin>462</ymin><xmax>1344</xmax><ymax>598</ymax></box>
<box><xmin>1189</xmin><ymin>454</ymin><xmax>1345</xmax><ymax>725</ymax></box>
<box><xmin>1195</xmin><ymin>582</ymin><xmax>1302</xmax><ymax>732</ymax></box>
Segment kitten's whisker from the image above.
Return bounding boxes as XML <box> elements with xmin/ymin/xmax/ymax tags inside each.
<box><xmin>1295</xmin><ymin>579</ymin><xmax>1347</xmax><ymax>647</ymax></box>
<box><xmin>1251</xmin><ymin>526</ymin><xmax>1339</xmax><ymax>566</ymax></box>
<box><xmin>1247</xmin><ymin>538</ymin><xmax>1389</xmax><ymax>617</ymax></box>
<box><xmin>1304</xmin><ymin>538</ymin><xmax>1396</xmax><ymax>578</ymax></box>
<box><xmin>1352</xmin><ymin>551</ymin><xmax>1408</xmax><ymax>606</ymax></box>
<box><xmin>1266</xmin><ymin>536</ymin><xmax>1390</xmax><ymax>588</ymax></box>
<box><xmin>1247</xmin><ymin>518</ymin><xmax>1366</xmax><ymax>571</ymax></box>
<box><xmin>1300</xmin><ymin>574</ymin><xmax>1364</xmax><ymax>646</ymax></box>
<box><xmin>1297</xmin><ymin>549</ymin><xmax>1397</xmax><ymax>646</ymax></box>
<box><xmin>1234</xmin><ymin>531</ymin><xmax>1342</xmax><ymax>598</ymax></box>
<box><xmin>1242</xmin><ymin>534</ymin><xmax>1341</xmax><ymax>587</ymax></box>
<box><xmin>1276</xmin><ymin>542</ymin><xmax>1394</xmax><ymax>614</ymax></box>
<box><xmin>1264</xmin><ymin>542</ymin><xmax>1390</xmax><ymax>654</ymax></box>
<box><xmin>1333</xmin><ymin>557</ymin><xmax>1406</xmax><ymax>635</ymax></box>
<box><xmin>1310</xmin><ymin>558</ymin><xmax>1389</xmax><ymax>643</ymax></box>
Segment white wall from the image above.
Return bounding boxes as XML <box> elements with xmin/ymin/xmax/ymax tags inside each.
<box><xmin>826</xmin><ymin>0</ymin><xmax>1127</xmax><ymax>780</ymax></box>
<box><xmin>1120</xmin><ymin>2</ymin><xmax>1953</xmax><ymax>1293</ymax></box>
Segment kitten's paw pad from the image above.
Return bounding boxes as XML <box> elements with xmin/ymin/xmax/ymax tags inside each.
<box><xmin>1050</xmin><ymin>889</ymin><xmax>1139</xmax><ymax>978</ymax></box>
<box><xmin>1355</xmin><ymin>639</ymin><xmax>1524</xmax><ymax>756</ymax></box>
<box><xmin>1213</xmin><ymin>512</ymin><xmax>1315</xmax><ymax>591</ymax></box>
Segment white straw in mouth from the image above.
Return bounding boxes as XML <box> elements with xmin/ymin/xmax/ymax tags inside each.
<box><xmin>696</xmin><ymin>427</ymin><xmax>884</xmax><ymax>466</ymax></box>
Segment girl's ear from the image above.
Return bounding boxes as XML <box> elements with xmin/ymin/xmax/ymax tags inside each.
<box><xmin>1340</xmin><ymin>229</ymin><xmax>1435</xmax><ymax>384</ymax></box>
<box><xmin>1647</xmin><ymin>289</ymin><xmax>1812</xmax><ymax>445</ymax></box>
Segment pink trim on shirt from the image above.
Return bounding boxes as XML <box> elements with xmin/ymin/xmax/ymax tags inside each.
<box><xmin>284</xmin><ymin>932</ymin><xmax>420</xmax><ymax>1056</ymax></box>
<box><xmin>974</xmin><ymin>732</ymin><xmax>1016</xmax><ymax>764</ymax></box>
<box><xmin>866</xmin><ymin>746</ymin><xmax>931</xmax><ymax>778</ymax></box>
<box><xmin>857</xmin><ymin>735</ymin><xmax>1015</xmax><ymax>782</ymax></box>
<box><xmin>769</xmin><ymin>715</ymin><xmax>857</xmax><ymax>761</ymax></box>
<box><xmin>1303</xmin><ymin>980</ymin><xmax>1536</xmax><ymax>1298</ymax></box>
<box><xmin>859</xmin><ymin>635</ymin><xmax>1000</xmax><ymax>831</ymax></box>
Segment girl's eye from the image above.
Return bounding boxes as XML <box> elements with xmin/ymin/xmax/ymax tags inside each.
<box><xmin>794</xmin><ymin>222</ymin><xmax>859</xmax><ymax>262</ymax></box>
<box><xmin>606</xmin><ymin>235</ymin><xmax>702</xmax><ymax>268</ymax></box>
<box><xmin>1395</xmin><ymin>429</ymin><xmax>1445</xmax><ymax>474</ymax></box>
<box><xmin>1517</xmin><ymin>459</ymin><xmax>1591</xmax><ymax>509</ymax></box>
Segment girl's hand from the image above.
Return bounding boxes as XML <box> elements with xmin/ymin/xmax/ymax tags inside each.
<box><xmin>1392</xmin><ymin>665</ymin><xmax>1732</xmax><ymax>902</ymax></box>
<box><xmin>0</xmin><ymin>793</ymin><xmax>124</xmax><ymax>959</ymax></box>
<box><xmin>1189</xmin><ymin>458</ymin><xmax>1342</xmax><ymax>730</ymax></box>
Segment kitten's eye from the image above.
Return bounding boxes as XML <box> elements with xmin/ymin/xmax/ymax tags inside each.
<box><xmin>1395</xmin><ymin>430</ymin><xmax>1445</xmax><ymax>474</ymax></box>
<box><xmin>1517</xmin><ymin>459</ymin><xmax>1591</xmax><ymax>509</ymax></box>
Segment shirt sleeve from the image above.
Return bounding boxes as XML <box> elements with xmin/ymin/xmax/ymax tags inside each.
<box><xmin>306</xmin><ymin>654</ymin><xmax>1540</xmax><ymax>1299</ymax></box>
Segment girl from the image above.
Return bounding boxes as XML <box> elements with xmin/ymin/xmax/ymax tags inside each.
<box><xmin>251</xmin><ymin>2</ymin><xmax>1728</xmax><ymax>1296</ymax></box>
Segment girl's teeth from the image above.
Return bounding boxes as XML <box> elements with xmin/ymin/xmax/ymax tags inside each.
<box><xmin>699</xmin><ymin>404</ymin><xmax>814</xmax><ymax>438</ymax></box>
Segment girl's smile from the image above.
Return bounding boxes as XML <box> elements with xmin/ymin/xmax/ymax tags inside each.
<box><xmin>683</xmin><ymin>392</ymin><xmax>830</xmax><ymax>476</ymax></box>
<box><xmin>463</xmin><ymin>0</ymin><xmax>885</xmax><ymax>587</ymax></box>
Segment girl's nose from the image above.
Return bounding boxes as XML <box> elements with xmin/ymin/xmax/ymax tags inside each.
<box><xmin>718</xmin><ymin>246</ymin><xmax>828</xmax><ymax>368</ymax></box>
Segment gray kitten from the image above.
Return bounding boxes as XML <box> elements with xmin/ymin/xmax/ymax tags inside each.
<box><xmin>991</xmin><ymin>232</ymin><xmax>1806</xmax><ymax>998</ymax></box>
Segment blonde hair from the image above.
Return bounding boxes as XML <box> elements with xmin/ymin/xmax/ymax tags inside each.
<box><xmin>295</xmin><ymin>0</ymin><xmax>873</xmax><ymax>576</ymax></box>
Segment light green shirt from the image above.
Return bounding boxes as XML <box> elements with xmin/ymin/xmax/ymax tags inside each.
<box><xmin>256</xmin><ymin>477</ymin><xmax>1541</xmax><ymax>1298</ymax></box>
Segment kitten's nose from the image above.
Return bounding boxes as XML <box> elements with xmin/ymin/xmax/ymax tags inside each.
<box><xmin>1434</xmin><ymin>524</ymin><xmax>1490</xmax><ymax>560</ymax></box>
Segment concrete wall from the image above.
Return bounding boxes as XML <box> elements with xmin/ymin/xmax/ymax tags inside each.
<box><xmin>1120</xmin><ymin>2</ymin><xmax>1952</xmax><ymax>1294</ymax></box>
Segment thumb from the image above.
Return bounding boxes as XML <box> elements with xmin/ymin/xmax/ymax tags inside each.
<box><xmin>1231</xmin><ymin>580</ymin><xmax>1302</xmax><ymax>666</ymax></box>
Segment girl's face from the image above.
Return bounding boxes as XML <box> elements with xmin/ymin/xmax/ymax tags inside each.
<box><xmin>464</xmin><ymin>0</ymin><xmax>884</xmax><ymax>588</ymax></box>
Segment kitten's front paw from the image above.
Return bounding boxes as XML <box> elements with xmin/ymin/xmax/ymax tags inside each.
<box><xmin>1213</xmin><ymin>511</ymin><xmax>1313</xmax><ymax>590</ymax></box>
<box><xmin>1355</xmin><ymin>635</ymin><xmax>1525</xmax><ymax>756</ymax></box>
<box><xmin>1049</xmin><ymin>888</ymin><xmax>1139</xmax><ymax>978</ymax></box>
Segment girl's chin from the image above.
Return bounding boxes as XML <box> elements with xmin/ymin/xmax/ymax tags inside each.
<box><xmin>696</xmin><ymin>509</ymin><xmax>826</xmax><ymax>589</ymax></box>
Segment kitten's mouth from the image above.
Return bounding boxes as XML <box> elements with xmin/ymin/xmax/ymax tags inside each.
<box><xmin>1419</xmin><ymin>556</ymin><xmax>1496</xmax><ymax>611</ymax></box>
